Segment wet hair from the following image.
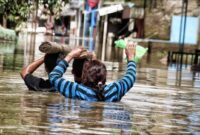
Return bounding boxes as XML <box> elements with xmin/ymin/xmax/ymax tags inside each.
<box><xmin>44</xmin><ymin>52</ymin><xmax>65</xmax><ymax>74</ymax></box>
<box><xmin>81</xmin><ymin>60</ymin><xmax>107</xmax><ymax>101</ymax></box>
<box><xmin>72</xmin><ymin>58</ymin><xmax>88</xmax><ymax>83</ymax></box>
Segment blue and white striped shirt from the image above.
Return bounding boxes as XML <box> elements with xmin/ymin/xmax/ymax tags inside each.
<box><xmin>49</xmin><ymin>60</ymin><xmax>136</xmax><ymax>102</ymax></box>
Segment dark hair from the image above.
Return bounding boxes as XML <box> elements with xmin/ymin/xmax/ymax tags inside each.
<box><xmin>72</xmin><ymin>58</ymin><xmax>88</xmax><ymax>78</ymax></box>
<box><xmin>72</xmin><ymin>58</ymin><xmax>88</xmax><ymax>83</ymax></box>
<box><xmin>81</xmin><ymin>60</ymin><xmax>107</xmax><ymax>101</ymax></box>
<box><xmin>44</xmin><ymin>52</ymin><xmax>65</xmax><ymax>74</ymax></box>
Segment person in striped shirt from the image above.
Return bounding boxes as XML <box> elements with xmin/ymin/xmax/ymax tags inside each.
<box><xmin>49</xmin><ymin>43</ymin><xmax>136</xmax><ymax>102</ymax></box>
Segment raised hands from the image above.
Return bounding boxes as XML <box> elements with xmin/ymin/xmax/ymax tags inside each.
<box><xmin>125</xmin><ymin>41</ymin><xmax>136</xmax><ymax>61</ymax></box>
<box><xmin>65</xmin><ymin>47</ymin><xmax>85</xmax><ymax>62</ymax></box>
<box><xmin>68</xmin><ymin>47</ymin><xmax>86</xmax><ymax>58</ymax></box>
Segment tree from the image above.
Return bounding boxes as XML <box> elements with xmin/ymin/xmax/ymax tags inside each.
<box><xmin>0</xmin><ymin>0</ymin><xmax>29</xmax><ymax>28</ymax></box>
<box><xmin>41</xmin><ymin>0</ymin><xmax>68</xmax><ymax>18</ymax></box>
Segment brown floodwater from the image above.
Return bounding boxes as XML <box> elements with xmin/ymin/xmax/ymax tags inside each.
<box><xmin>0</xmin><ymin>33</ymin><xmax>199</xmax><ymax>134</ymax></box>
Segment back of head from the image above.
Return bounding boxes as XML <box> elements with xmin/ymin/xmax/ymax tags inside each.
<box><xmin>72</xmin><ymin>58</ymin><xmax>88</xmax><ymax>83</ymax></box>
<box><xmin>44</xmin><ymin>52</ymin><xmax>65</xmax><ymax>74</ymax></box>
<box><xmin>82</xmin><ymin>60</ymin><xmax>107</xmax><ymax>89</ymax></box>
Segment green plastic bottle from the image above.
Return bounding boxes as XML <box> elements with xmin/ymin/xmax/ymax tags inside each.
<box><xmin>115</xmin><ymin>39</ymin><xmax>148</xmax><ymax>63</ymax></box>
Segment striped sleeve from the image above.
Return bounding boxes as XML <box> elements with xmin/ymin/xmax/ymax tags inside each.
<box><xmin>104</xmin><ymin>61</ymin><xmax>136</xmax><ymax>102</ymax></box>
<box><xmin>49</xmin><ymin>60</ymin><xmax>77</xmax><ymax>98</ymax></box>
<box><xmin>111</xmin><ymin>61</ymin><xmax>136</xmax><ymax>101</ymax></box>
<box><xmin>117</xmin><ymin>61</ymin><xmax>136</xmax><ymax>99</ymax></box>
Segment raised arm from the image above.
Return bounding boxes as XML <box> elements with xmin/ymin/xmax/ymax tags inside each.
<box><xmin>49</xmin><ymin>47</ymin><xmax>85</xmax><ymax>97</ymax></box>
<box><xmin>20</xmin><ymin>56</ymin><xmax>44</xmax><ymax>79</ymax></box>
<box><xmin>116</xmin><ymin>60</ymin><xmax>136</xmax><ymax>97</ymax></box>
<box><xmin>117</xmin><ymin>42</ymin><xmax>136</xmax><ymax>97</ymax></box>
<box><xmin>104</xmin><ymin>42</ymin><xmax>137</xmax><ymax>101</ymax></box>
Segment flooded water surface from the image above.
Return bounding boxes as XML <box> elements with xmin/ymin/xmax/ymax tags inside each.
<box><xmin>0</xmin><ymin>34</ymin><xmax>200</xmax><ymax>134</ymax></box>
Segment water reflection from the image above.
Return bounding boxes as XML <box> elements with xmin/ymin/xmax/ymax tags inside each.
<box><xmin>45</xmin><ymin>98</ymin><xmax>134</xmax><ymax>134</ymax></box>
<box><xmin>0</xmin><ymin>41</ymin><xmax>23</xmax><ymax>71</ymax></box>
<box><xmin>167</xmin><ymin>64</ymin><xmax>200</xmax><ymax>88</ymax></box>
<box><xmin>136</xmin><ymin>65</ymin><xmax>200</xmax><ymax>88</ymax></box>
<box><xmin>1</xmin><ymin>79</ymin><xmax>199</xmax><ymax>134</ymax></box>
<box><xmin>123</xmin><ymin>84</ymin><xmax>200</xmax><ymax>134</ymax></box>
<box><xmin>0</xmin><ymin>34</ymin><xmax>200</xmax><ymax>134</ymax></box>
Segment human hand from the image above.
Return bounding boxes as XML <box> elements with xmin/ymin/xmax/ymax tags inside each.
<box><xmin>65</xmin><ymin>47</ymin><xmax>85</xmax><ymax>62</ymax></box>
<box><xmin>87</xmin><ymin>52</ymin><xmax>96</xmax><ymax>60</ymax></box>
<box><xmin>68</xmin><ymin>47</ymin><xmax>85</xmax><ymax>58</ymax></box>
<box><xmin>119</xmin><ymin>35</ymin><xmax>125</xmax><ymax>39</ymax></box>
<box><xmin>125</xmin><ymin>41</ymin><xmax>136</xmax><ymax>61</ymax></box>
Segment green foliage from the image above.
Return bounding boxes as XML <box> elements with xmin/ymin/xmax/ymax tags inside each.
<box><xmin>40</xmin><ymin>0</ymin><xmax>69</xmax><ymax>20</ymax></box>
<box><xmin>0</xmin><ymin>0</ymin><xmax>8</xmax><ymax>5</ymax></box>
<box><xmin>42</xmin><ymin>0</ymin><xmax>68</xmax><ymax>15</ymax></box>
<box><xmin>0</xmin><ymin>0</ymin><xmax>29</xmax><ymax>28</ymax></box>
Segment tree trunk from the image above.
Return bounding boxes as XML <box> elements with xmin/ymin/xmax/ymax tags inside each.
<box><xmin>198</xmin><ymin>0</ymin><xmax>200</xmax><ymax>6</ymax></box>
<box><xmin>149</xmin><ymin>0</ymin><xmax>157</xmax><ymax>10</ymax></box>
<box><xmin>3</xmin><ymin>14</ymin><xmax>7</xmax><ymax>27</ymax></box>
<box><xmin>198</xmin><ymin>1</ymin><xmax>200</xmax><ymax>49</ymax></box>
<box><xmin>198</xmin><ymin>11</ymin><xmax>200</xmax><ymax>49</ymax></box>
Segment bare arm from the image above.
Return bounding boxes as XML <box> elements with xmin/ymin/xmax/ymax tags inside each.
<box><xmin>20</xmin><ymin>56</ymin><xmax>44</xmax><ymax>79</ymax></box>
